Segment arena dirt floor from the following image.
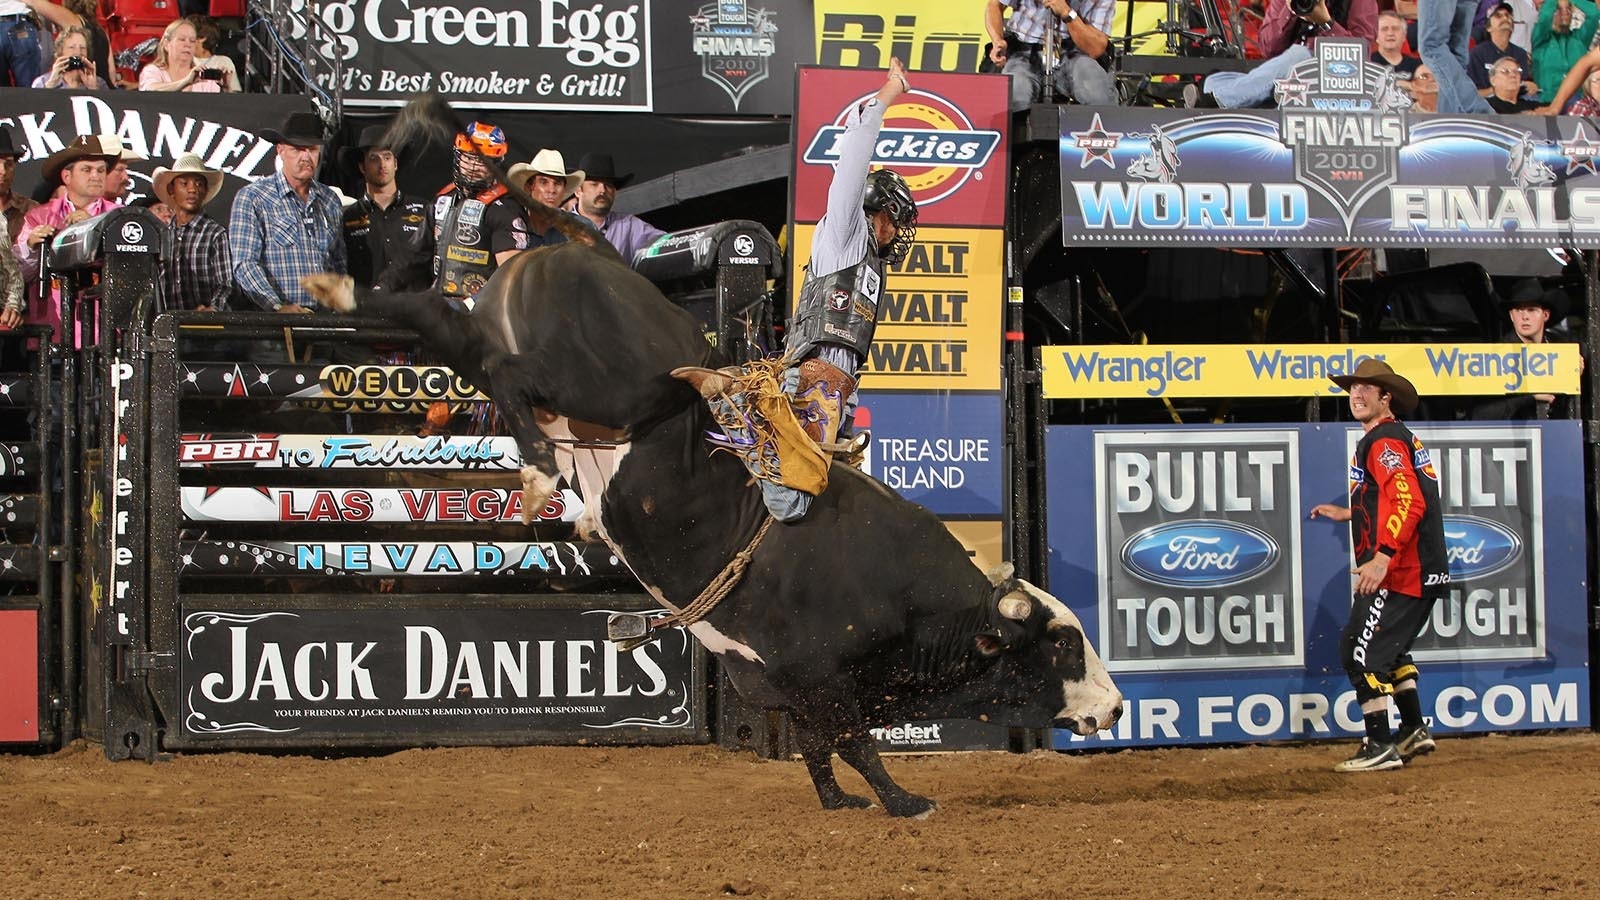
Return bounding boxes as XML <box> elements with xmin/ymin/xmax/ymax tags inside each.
<box><xmin>3</xmin><ymin>731</ymin><xmax>1597</xmax><ymax>898</ymax></box>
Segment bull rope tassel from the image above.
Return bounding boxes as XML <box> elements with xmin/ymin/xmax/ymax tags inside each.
<box><xmin>651</xmin><ymin>515</ymin><xmax>774</xmax><ymax>631</ymax></box>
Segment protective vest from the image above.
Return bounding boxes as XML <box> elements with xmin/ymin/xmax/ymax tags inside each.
<box><xmin>1350</xmin><ymin>419</ymin><xmax>1450</xmax><ymax>599</ymax></box>
<box><xmin>786</xmin><ymin>245</ymin><xmax>885</xmax><ymax>361</ymax></box>
<box><xmin>433</xmin><ymin>184</ymin><xmax>508</xmax><ymax>299</ymax></box>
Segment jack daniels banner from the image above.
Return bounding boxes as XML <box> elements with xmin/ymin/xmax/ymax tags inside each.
<box><xmin>1059</xmin><ymin>38</ymin><xmax>1600</xmax><ymax>248</ymax></box>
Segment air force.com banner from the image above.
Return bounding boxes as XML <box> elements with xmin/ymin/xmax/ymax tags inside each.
<box><xmin>1046</xmin><ymin>422</ymin><xmax>1589</xmax><ymax>748</ymax></box>
<box><xmin>1060</xmin><ymin>38</ymin><xmax>1600</xmax><ymax>247</ymax></box>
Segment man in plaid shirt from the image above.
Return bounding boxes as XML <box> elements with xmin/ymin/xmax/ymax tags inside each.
<box><xmin>984</xmin><ymin>0</ymin><xmax>1118</xmax><ymax>111</ymax></box>
<box><xmin>228</xmin><ymin>111</ymin><xmax>346</xmax><ymax>313</ymax></box>
<box><xmin>154</xmin><ymin>154</ymin><xmax>231</xmax><ymax>312</ymax></box>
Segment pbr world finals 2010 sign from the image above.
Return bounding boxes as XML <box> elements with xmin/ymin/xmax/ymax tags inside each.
<box><xmin>1060</xmin><ymin>38</ymin><xmax>1600</xmax><ymax>247</ymax></box>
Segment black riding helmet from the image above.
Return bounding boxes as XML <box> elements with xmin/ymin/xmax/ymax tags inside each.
<box><xmin>862</xmin><ymin>168</ymin><xmax>917</xmax><ymax>264</ymax></box>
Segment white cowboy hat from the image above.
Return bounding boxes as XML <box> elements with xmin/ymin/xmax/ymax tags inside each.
<box><xmin>95</xmin><ymin>134</ymin><xmax>146</xmax><ymax>162</ymax></box>
<box><xmin>507</xmin><ymin>148</ymin><xmax>584</xmax><ymax>200</ymax></box>
<box><xmin>329</xmin><ymin>185</ymin><xmax>359</xmax><ymax>208</ymax></box>
<box><xmin>151</xmin><ymin>153</ymin><xmax>224</xmax><ymax>206</ymax></box>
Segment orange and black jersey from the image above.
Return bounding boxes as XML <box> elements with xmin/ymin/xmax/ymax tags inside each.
<box><xmin>1349</xmin><ymin>419</ymin><xmax>1450</xmax><ymax>598</ymax></box>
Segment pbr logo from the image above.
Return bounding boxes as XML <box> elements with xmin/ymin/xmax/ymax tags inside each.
<box><xmin>690</xmin><ymin>0</ymin><xmax>778</xmax><ymax>112</ymax></box>
<box><xmin>801</xmin><ymin>89</ymin><xmax>1002</xmax><ymax>208</ymax></box>
<box><xmin>1096</xmin><ymin>430</ymin><xmax>1303</xmax><ymax>671</ymax></box>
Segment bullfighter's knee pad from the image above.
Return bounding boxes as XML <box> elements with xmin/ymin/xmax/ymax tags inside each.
<box><xmin>792</xmin><ymin>358</ymin><xmax>857</xmax><ymax>447</ymax></box>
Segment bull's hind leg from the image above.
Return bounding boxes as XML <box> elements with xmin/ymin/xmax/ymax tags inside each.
<box><xmin>482</xmin><ymin>352</ymin><xmax>562</xmax><ymax>523</ymax></box>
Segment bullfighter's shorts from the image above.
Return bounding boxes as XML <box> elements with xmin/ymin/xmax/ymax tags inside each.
<box><xmin>1339</xmin><ymin>588</ymin><xmax>1436</xmax><ymax>702</ymax></box>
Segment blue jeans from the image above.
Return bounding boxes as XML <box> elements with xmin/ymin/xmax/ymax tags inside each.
<box><xmin>1203</xmin><ymin>45</ymin><xmax>1312</xmax><ymax>108</ymax></box>
<box><xmin>1002</xmin><ymin>52</ymin><xmax>1118</xmax><ymax>111</ymax></box>
<box><xmin>1418</xmin><ymin>0</ymin><xmax>1492</xmax><ymax>113</ymax></box>
<box><xmin>0</xmin><ymin>15</ymin><xmax>42</xmax><ymax>89</ymax></box>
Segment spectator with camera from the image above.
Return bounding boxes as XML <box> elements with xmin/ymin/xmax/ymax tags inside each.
<box><xmin>32</xmin><ymin>26</ymin><xmax>107</xmax><ymax>89</ymax></box>
<box><xmin>187</xmin><ymin>15</ymin><xmax>241</xmax><ymax>93</ymax></box>
<box><xmin>983</xmin><ymin>0</ymin><xmax>1118</xmax><ymax>112</ymax></box>
<box><xmin>139</xmin><ymin>18</ymin><xmax>227</xmax><ymax>92</ymax></box>
<box><xmin>22</xmin><ymin>0</ymin><xmax>117</xmax><ymax>88</ymax></box>
<box><xmin>1190</xmin><ymin>0</ymin><xmax>1377</xmax><ymax>107</ymax></box>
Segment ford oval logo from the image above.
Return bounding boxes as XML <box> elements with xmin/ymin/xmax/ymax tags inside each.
<box><xmin>1444</xmin><ymin>515</ymin><xmax>1522</xmax><ymax>580</ymax></box>
<box><xmin>1120</xmin><ymin>520</ymin><xmax>1280</xmax><ymax>589</ymax></box>
<box><xmin>1327</xmin><ymin>61</ymin><xmax>1357</xmax><ymax>76</ymax></box>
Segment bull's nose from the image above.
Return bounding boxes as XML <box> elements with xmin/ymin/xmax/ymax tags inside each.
<box><xmin>1107</xmin><ymin>702</ymin><xmax>1125</xmax><ymax>728</ymax></box>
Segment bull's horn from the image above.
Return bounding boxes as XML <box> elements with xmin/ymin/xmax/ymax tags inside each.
<box><xmin>998</xmin><ymin>593</ymin><xmax>1031</xmax><ymax>621</ymax></box>
<box><xmin>985</xmin><ymin>561</ymin><xmax>1015</xmax><ymax>587</ymax></box>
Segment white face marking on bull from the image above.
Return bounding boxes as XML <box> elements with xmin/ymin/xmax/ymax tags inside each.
<box><xmin>1015</xmin><ymin>579</ymin><xmax>1123</xmax><ymax>735</ymax></box>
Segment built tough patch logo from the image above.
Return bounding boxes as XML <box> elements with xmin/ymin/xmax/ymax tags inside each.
<box><xmin>690</xmin><ymin>0</ymin><xmax>778</xmax><ymax>112</ymax></box>
<box><xmin>802</xmin><ymin>89</ymin><xmax>1002</xmax><ymax>208</ymax></box>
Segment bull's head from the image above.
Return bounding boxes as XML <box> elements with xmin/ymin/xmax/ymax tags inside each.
<box><xmin>975</xmin><ymin>563</ymin><xmax>1123</xmax><ymax>735</ymax></box>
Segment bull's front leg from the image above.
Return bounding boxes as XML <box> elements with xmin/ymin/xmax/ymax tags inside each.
<box><xmin>788</xmin><ymin>708</ymin><xmax>874</xmax><ymax>811</ymax></box>
<box><xmin>498</xmin><ymin>400</ymin><xmax>562</xmax><ymax>525</ymax></box>
<box><xmin>835</xmin><ymin>735</ymin><xmax>937</xmax><ymax>819</ymax></box>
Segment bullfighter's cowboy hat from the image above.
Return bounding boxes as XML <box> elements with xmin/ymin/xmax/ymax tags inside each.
<box><xmin>41</xmin><ymin>135</ymin><xmax>118</xmax><ymax>185</ymax></box>
<box><xmin>259</xmin><ymin>111</ymin><xmax>326</xmax><ymax>147</ymax></box>
<box><xmin>151</xmin><ymin>154</ymin><xmax>224</xmax><ymax>206</ymax></box>
<box><xmin>507</xmin><ymin>149</ymin><xmax>584</xmax><ymax>199</ymax></box>
<box><xmin>1499</xmin><ymin>277</ymin><xmax>1569</xmax><ymax>321</ymax></box>
<box><xmin>574</xmin><ymin>152</ymin><xmax>633</xmax><ymax>188</ymax></box>
<box><xmin>1330</xmin><ymin>358</ymin><xmax>1419</xmax><ymax>416</ymax></box>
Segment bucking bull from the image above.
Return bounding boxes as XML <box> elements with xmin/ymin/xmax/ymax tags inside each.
<box><xmin>301</xmin><ymin>98</ymin><xmax>1122</xmax><ymax>817</ymax></box>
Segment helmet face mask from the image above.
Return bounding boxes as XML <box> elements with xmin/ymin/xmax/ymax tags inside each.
<box><xmin>862</xmin><ymin>168</ymin><xmax>917</xmax><ymax>264</ymax></box>
<box><xmin>453</xmin><ymin>120</ymin><xmax>507</xmax><ymax>192</ymax></box>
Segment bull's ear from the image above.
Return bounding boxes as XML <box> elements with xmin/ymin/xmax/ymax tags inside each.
<box><xmin>985</xmin><ymin>561</ymin><xmax>1015</xmax><ymax>587</ymax></box>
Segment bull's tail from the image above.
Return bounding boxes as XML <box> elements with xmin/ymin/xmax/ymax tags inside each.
<box><xmin>381</xmin><ymin>92</ymin><xmax>622</xmax><ymax>261</ymax></box>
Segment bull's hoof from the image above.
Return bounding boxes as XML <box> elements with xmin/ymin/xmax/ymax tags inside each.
<box><xmin>300</xmin><ymin>273</ymin><xmax>356</xmax><ymax>312</ymax></box>
<box><xmin>519</xmin><ymin>465</ymin><xmax>558</xmax><ymax>525</ymax></box>
<box><xmin>671</xmin><ymin>366</ymin><xmax>733</xmax><ymax>400</ymax></box>
<box><xmin>819</xmin><ymin>793</ymin><xmax>875</xmax><ymax>811</ymax></box>
<box><xmin>884</xmin><ymin>795</ymin><xmax>938</xmax><ymax>819</ymax></box>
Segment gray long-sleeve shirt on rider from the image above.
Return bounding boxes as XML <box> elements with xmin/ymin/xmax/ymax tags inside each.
<box><xmin>791</xmin><ymin>96</ymin><xmax>887</xmax><ymax>376</ymax></box>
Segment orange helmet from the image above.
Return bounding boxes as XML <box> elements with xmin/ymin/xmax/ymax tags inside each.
<box><xmin>454</xmin><ymin>121</ymin><xmax>508</xmax><ymax>158</ymax></box>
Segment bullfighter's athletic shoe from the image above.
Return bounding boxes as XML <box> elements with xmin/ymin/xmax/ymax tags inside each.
<box><xmin>1395</xmin><ymin>724</ymin><xmax>1436</xmax><ymax>759</ymax></box>
<box><xmin>1333</xmin><ymin>739</ymin><xmax>1404</xmax><ymax>773</ymax></box>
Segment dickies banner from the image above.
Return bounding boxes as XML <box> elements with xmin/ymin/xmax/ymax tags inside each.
<box><xmin>1060</xmin><ymin>39</ymin><xmax>1600</xmax><ymax>247</ymax></box>
<box><xmin>1046</xmin><ymin>422</ymin><xmax>1590</xmax><ymax>749</ymax></box>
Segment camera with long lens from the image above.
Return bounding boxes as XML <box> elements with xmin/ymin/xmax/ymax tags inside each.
<box><xmin>64</xmin><ymin>56</ymin><xmax>87</xmax><ymax>71</ymax></box>
<box><xmin>1289</xmin><ymin>0</ymin><xmax>1320</xmax><ymax>16</ymax></box>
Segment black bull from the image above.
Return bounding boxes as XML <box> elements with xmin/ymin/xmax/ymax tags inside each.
<box><xmin>303</xmin><ymin>244</ymin><xmax>1123</xmax><ymax>817</ymax></box>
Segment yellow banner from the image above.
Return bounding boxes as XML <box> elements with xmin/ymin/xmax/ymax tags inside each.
<box><xmin>812</xmin><ymin>2</ymin><xmax>1173</xmax><ymax>70</ymax></box>
<box><xmin>789</xmin><ymin>225</ymin><xmax>1002</xmax><ymax>391</ymax></box>
<box><xmin>1041</xmin><ymin>344</ymin><xmax>1584</xmax><ymax>399</ymax></box>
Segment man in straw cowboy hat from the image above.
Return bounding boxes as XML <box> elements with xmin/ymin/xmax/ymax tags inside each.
<box><xmin>341</xmin><ymin>123</ymin><xmax>433</xmax><ymax>291</ymax></box>
<box><xmin>507</xmin><ymin>147</ymin><xmax>586</xmax><ymax>250</ymax></box>
<box><xmin>10</xmin><ymin>134</ymin><xmax>118</xmax><ymax>342</ymax></box>
<box><xmin>1310</xmin><ymin>358</ymin><xmax>1449</xmax><ymax>773</ymax></box>
<box><xmin>431</xmin><ymin>119</ymin><xmax>527</xmax><ymax>307</ymax></box>
<box><xmin>570</xmin><ymin>151</ymin><xmax>665</xmax><ymax>266</ymax></box>
<box><xmin>153</xmin><ymin>153</ymin><xmax>230</xmax><ymax>312</ymax></box>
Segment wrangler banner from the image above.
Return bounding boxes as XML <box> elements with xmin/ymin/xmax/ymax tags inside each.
<box><xmin>1040</xmin><ymin>343</ymin><xmax>1584</xmax><ymax>400</ymax></box>
<box><xmin>1060</xmin><ymin>38</ymin><xmax>1600</xmax><ymax>247</ymax></box>
<box><xmin>1045</xmin><ymin>422</ymin><xmax>1590</xmax><ymax>748</ymax></box>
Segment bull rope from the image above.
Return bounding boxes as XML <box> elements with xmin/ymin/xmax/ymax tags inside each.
<box><xmin>651</xmin><ymin>515</ymin><xmax>774</xmax><ymax>631</ymax></box>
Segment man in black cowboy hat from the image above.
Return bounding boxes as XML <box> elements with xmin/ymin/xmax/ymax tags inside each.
<box><xmin>1472</xmin><ymin>279</ymin><xmax>1579</xmax><ymax>419</ymax></box>
<box><xmin>570</xmin><ymin>151</ymin><xmax>664</xmax><ymax>266</ymax></box>
<box><xmin>0</xmin><ymin>127</ymin><xmax>38</xmax><ymax>255</ymax></box>
<box><xmin>1310</xmin><ymin>358</ymin><xmax>1449</xmax><ymax>774</ymax></box>
<box><xmin>340</xmin><ymin>123</ymin><xmax>433</xmax><ymax>291</ymax></box>
<box><xmin>228</xmin><ymin>110</ymin><xmax>347</xmax><ymax>315</ymax></box>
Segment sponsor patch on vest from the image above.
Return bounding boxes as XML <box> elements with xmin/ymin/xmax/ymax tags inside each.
<box><xmin>828</xmin><ymin>287</ymin><xmax>850</xmax><ymax>311</ymax></box>
<box><xmin>459</xmin><ymin>199</ymin><xmax>486</xmax><ymax>226</ymax></box>
<box><xmin>860</xmin><ymin>265</ymin><xmax>881</xmax><ymax>304</ymax></box>
<box><xmin>446</xmin><ymin>246</ymin><xmax>490</xmax><ymax>265</ymax></box>
<box><xmin>455</xmin><ymin>224</ymin><xmax>481</xmax><ymax>245</ymax></box>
